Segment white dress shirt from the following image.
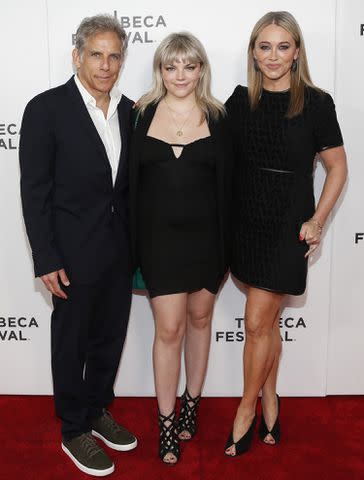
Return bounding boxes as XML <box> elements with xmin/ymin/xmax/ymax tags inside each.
<box><xmin>74</xmin><ymin>74</ymin><xmax>122</xmax><ymax>185</ymax></box>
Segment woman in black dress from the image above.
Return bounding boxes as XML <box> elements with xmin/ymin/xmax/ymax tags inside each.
<box><xmin>224</xmin><ymin>11</ymin><xmax>347</xmax><ymax>456</ymax></box>
<box><xmin>129</xmin><ymin>32</ymin><xmax>232</xmax><ymax>464</ymax></box>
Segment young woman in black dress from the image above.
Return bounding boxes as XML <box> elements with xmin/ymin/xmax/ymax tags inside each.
<box><xmin>225</xmin><ymin>11</ymin><xmax>347</xmax><ymax>456</ymax></box>
<box><xmin>129</xmin><ymin>32</ymin><xmax>232</xmax><ymax>464</ymax></box>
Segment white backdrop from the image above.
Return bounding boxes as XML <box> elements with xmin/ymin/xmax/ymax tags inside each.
<box><xmin>326</xmin><ymin>0</ymin><xmax>364</xmax><ymax>394</ymax></box>
<box><xmin>0</xmin><ymin>0</ymin><xmax>362</xmax><ymax>396</ymax></box>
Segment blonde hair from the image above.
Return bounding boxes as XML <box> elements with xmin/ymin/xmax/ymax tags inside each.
<box><xmin>138</xmin><ymin>32</ymin><xmax>225</xmax><ymax>121</ymax></box>
<box><xmin>247</xmin><ymin>11</ymin><xmax>321</xmax><ymax>118</ymax></box>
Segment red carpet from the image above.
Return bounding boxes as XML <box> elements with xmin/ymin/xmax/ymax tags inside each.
<box><xmin>0</xmin><ymin>395</ymin><xmax>363</xmax><ymax>480</ymax></box>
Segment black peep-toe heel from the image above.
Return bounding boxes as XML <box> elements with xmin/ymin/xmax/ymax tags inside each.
<box><xmin>225</xmin><ymin>414</ymin><xmax>257</xmax><ymax>456</ymax></box>
<box><xmin>259</xmin><ymin>394</ymin><xmax>281</xmax><ymax>445</ymax></box>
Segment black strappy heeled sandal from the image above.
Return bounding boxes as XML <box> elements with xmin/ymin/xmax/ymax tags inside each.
<box><xmin>259</xmin><ymin>394</ymin><xmax>281</xmax><ymax>445</ymax></box>
<box><xmin>158</xmin><ymin>408</ymin><xmax>180</xmax><ymax>465</ymax></box>
<box><xmin>178</xmin><ymin>388</ymin><xmax>201</xmax><ymax>441</ymax></box>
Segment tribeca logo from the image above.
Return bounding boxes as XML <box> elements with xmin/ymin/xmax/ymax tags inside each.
<box><xmin>0</xmin><ymin>316</ymin><xmax>39</xmax><ymax>341</ymax></box>
<box><xmin>215</xmin><ymin>318</ymin><xmax>245</xmax><ymax>343</ymax></box>
<box><xmin>355</xmin><ymin>233</ymin><xmax>364</xmax><ymax>244</ymax></box>
<box><xmin>114</xmin><ymin>12</ymin><xmax>167</xmax><ymax>44</ymax></box>
<box><xmin>72</xmin><ymin>13</ymin><xmax>167</xmax><ymax>46</ymax></box>
<box><xmin>0</xmin><ymin>123</ymin><xmax>18</xmax><ymax>150</ymax></box>
<box><xmin>215</xmin><ymin>316</ymin><xmax>307</xmax><ymax>343</ymax></box>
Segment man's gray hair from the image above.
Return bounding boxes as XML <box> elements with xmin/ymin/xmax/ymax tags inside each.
<box><xmin>75</xmin><ymin>14</ymin><xmax>128</xmax><ymax>56</ymax></box>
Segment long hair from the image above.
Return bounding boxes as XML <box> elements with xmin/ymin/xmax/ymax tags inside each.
<box><xmin>247</xmin><ymin>11</ymin><xmax>321</xmax><ymax>118</ymax></box>
<box><xmin>138</xmin><ymin>32</ymin><xmax>225</xmax><ymax>121</ymax></box>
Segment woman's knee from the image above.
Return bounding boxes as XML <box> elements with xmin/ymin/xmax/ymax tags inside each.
<box><xmin>187</xmin><ymin>306</ymin><xmax>212</xmax><ymax>330</ymax></box>
<box><xmin>244</xmin><ymin>289</ymin><xmax>283</xmax><ymax>338</ymax></box>
<box><xmin>245</xmin><ymin>316</ymin><xmax>273</xmax><ymax>339</ymax></box>
<box><xmin>156</xmin><ymin>321</ymin><xmax>185</xmax><ymax>345</ymax></box>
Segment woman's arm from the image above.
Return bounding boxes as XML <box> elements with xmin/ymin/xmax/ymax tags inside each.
<box><xmin>299</xmin><ymin>145</ymin><xmax>348</xmax><ymax>257</ymax></box>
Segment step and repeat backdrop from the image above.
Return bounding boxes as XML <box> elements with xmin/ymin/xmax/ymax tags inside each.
<box><xmin>0</xmin><ymin>0</ymin><xmax>363</xmax><ymax>396</ymax></box>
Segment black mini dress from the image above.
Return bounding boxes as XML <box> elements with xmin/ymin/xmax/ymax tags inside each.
<box><xmin>137</xmin><ymin>135</ymin><xmax>222</xmax><ymax>298</ymax></box>
<box><xmin>225</xmin><ymin>86</ymin><xmax>343</xmax><ymax>295</ymax></box>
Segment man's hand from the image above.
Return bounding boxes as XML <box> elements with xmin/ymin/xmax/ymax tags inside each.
<box><xmin>41</xmin><ymin>269</ymin><xmax>70</xmax><ymax>299</ymax></box>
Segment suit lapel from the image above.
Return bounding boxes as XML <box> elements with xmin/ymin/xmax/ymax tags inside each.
<box><xmin>115</xmin><ymin>101</ymin><xmax>156</xmax><ymax>188</ymax></box>
<box><xmin>65</xmin><ymin>77</ymin><xmax>111</xmax><ymax>173</ymax></box>
<box><xmin>114</xmin><ymin>97</ymin><xmax>130</xmax><ymax>187</ymax></box>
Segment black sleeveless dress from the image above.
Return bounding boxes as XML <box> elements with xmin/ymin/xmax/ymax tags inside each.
<box><xmin>137</xmin><ymin>136</ymin><xmax>222</xmax><ymax>298</ymax></box>
<box><xmin>225</xmin><ymin>86</ymin><xmax>343</xmax><ymax>295</ymax></box>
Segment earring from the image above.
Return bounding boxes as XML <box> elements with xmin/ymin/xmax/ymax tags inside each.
<box><xmin>291</xmin><ymin>59</ymin><xmax>298</xmax><ymax>72</ymax></box>
<box><xmin>253</xmin><ymin>58</ymin><xmax>259</xmax><ymax>72</ymax></box>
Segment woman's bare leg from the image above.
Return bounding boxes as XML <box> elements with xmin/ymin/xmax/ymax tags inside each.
<box><xmin>261</xmin><ymin>313</ymin><xmax>282</xmax><ymax>444</ymax></box>
<box><xmin>180</xmin><ymin>289</ymin><xmax>215</xmax><ymax>439</ymax></box>
<box><xmin>225</xmin><ymin>287</ymin><xmax>283</xmax><ymax>456</ymax></box>
<box><xmin>151</xmin><ymin>293</ymin><xmax>188</xmax><ymax>463</ymax></box>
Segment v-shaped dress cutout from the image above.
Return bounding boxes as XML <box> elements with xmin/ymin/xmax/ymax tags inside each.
<box><xmin>146</xmin><ymin>136</ymin><xmax>211</xmax><ymax>159</ymax></box>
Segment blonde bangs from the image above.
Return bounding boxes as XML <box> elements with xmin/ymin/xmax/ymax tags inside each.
<box><xmin>159</xmin><ymin>41</ymin><xmax>202</xmax><ymax>68</ymax></box>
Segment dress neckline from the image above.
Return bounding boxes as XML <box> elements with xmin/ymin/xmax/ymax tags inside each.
<box><xmin>146</xmin><ymin>135</ymin><xmax>211</xmax><ymax>147</ymax></box>
<box><xmin>146</xmin><ymin>135</ymin><xmax>212</xmax><ymax>160</ymax></box>
<box><xmin>262</xmin><ymin>88</ymin><xmax>290</xmax><ymax>94</ymax></box>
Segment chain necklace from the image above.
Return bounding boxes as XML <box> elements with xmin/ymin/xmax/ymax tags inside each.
<box><xmin>164</xmin><ymin>98</ymin><xmax>196</xmax><ymax>137</ymax></box>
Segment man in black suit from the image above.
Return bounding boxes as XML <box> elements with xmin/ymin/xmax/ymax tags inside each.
<box><xmin>20</xmin><ymin>14</ymin><xmax>136</xmax><ymax>477</ymax></box>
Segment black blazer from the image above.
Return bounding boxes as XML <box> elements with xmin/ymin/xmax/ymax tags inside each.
<box><xmin>19</xmin><ymin>76</ymin><xmax>134</xmax><ymax>283</ymax></box>
<box><xmin>129</xmin><ymin>103</ymin><xmax>234</xmax><ymax>277</ymax></box>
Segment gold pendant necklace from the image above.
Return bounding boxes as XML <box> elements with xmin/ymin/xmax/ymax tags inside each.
<box><xmin>164</xmin><ymin>98</ymin><xmax>196</xmax><ymax>137</ymax></box>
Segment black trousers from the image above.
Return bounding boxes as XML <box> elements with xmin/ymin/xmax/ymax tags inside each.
<box><xmin>51</xmin><ymin>261</ymin><xmax>132</xmax><ymax>440</ymax></box>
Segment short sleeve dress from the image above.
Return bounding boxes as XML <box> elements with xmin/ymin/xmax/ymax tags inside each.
<box><xmin>225</xmin><ymin>86</ymin><xmax>343</xmax><ymax>295</ymax></box>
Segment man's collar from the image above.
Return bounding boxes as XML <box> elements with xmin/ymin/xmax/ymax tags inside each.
<box><xmin>73</xmin><ymin>74</ymin><xmax>122</xmax><ymax>107</ymax></box>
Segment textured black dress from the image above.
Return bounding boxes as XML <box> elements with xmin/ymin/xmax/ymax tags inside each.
<box><xmin>226</xmin><ymin>86</ymin><xmax>343</xmax><ymax>295</ymax></box>
<box><xmin>137</xmin><ymin>136</ymin><xmax>221</xmax><ymax>298</ymax></box>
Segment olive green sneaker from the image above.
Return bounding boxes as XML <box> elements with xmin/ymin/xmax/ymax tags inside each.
<box><xmin>92</xmin><ymin>410</ymin><xmax>138</xmax><ymax>451</ymax></box>
<box><xmin>62</xmin><ymin>432</ymin><xmax>114</xmax><ymax>477</ymax></box>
